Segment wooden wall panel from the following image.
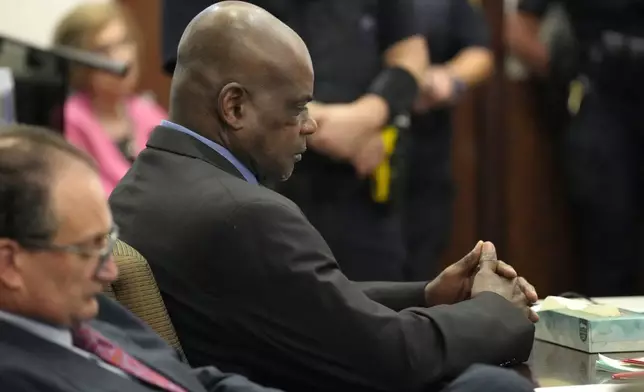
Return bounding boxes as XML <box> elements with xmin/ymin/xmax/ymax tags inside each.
<box><xmin>120</xmin><ymin>0</ymin><xmax>170</xmax><ymax>109</ymax></box>
<box><xmin>504</xmin><ymin>80</ymin><xmax>578</xmax><ymax>295</ymax></box>
<box><xmin>439</xmin><ymin>93</ymin><xmax>479</xmax><ymax>268</ymax></box>
<box><xmin>479</xmin><ymin>0</ymin><xmax>508</xmax><ymax>252</ymax></box>
<box><xmin>442</xmin><ymin>0</ymin><xmax>579</xmax><ymax>295</ymax></box>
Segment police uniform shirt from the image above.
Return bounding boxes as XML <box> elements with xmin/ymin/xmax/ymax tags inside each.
<box><xmin>415</xmin><ymin>0</ymin><xmax>489</xmax><ymax>66</ymax></box>
<box><xmin>264</xmin><ymin>0</ymin><xmax>423</xmax><ymax>105</ymax></box>
<box><xmin>410</xmin><ymin>0</ymin><xmax>490</xmax><ymax>135</ymax></box>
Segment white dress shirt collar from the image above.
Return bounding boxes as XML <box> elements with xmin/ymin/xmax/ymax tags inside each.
<box><xmin>0</xmin><ymin>309</ymin><xmax>73</xmax><ymax>348</ymax></box>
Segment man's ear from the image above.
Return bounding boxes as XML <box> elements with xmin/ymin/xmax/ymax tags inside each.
<box><xmin>0</xmin><ymin>239</ymin><xmax>23</xmax><ymax>290</ymax></box>
<box><xmin>218</xmin><ymin>82</ymin><xmax>248</xmax><ymax>131</ymax></box>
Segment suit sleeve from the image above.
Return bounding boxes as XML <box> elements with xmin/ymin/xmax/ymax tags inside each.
<box><xmin>0</xmin><ymin>370</ymin><xmax>64</xmax><ymax>392</ymax></box>
<box><xmin>193</xmin><ymin>367</ymin><xmax>283</xmax><ymax>392</ymax></box>
<box><xmin>354</xmin><ymin>281</ymin><xmax>428</xmax><ymax>311</ymax></box>
<box><xmin>227</xmin><ymin>200</ymin><xmax>535</xmax><ymax>391</ymax></box>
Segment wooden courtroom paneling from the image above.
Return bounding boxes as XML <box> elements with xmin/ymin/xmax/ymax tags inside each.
<box><xmin>440</xmin><ymin>0</ymin><xmax>579</xmax><ymax>296</ymax></box>
<box><xmin>439</xmin><ymin>93</ymin><xmax>479</xmax><ymax>268</ymax></box>
<box><xmin>443</xmin><ymin>82</ymin><xmax>577</xmax><ymax>297</ymax></box>
<box><xmin>503</xmin><ymin>80</ymin><xmax>578</xmax><ymax>295</ymax></box>
<box><xmin>479</xmin><ymin>0</ymin><xmax>508</xmax><ymax>253</ymax></box>
<box><xmin>120</xmin><ymin>0</ymin><xmax>171</xmax><ymax>110</ymax></box>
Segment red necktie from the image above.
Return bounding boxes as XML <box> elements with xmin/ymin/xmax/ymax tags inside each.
<box><xmin>73</xmin><ymin>324</ymin><xmax>186</xmax><ymax>392</ymax></box>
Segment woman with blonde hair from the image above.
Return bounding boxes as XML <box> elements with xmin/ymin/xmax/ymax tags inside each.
<box><xmin>54</xmin><ymin>1</ymin><xmax>166</xmax><ymax>195</ymax></box>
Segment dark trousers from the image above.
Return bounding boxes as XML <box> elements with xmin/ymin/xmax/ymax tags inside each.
<box><xmin>564</xmin><ymin>88</ymin><xmax>644</xmax><ymax>296</ymax></box>
<box><xmin>403</xmin><ymin>119</ymin><xmax>454</xmax><ymax>282</ymax></box>
<box><xmin>441</xmin><ymin>365</ymin><xmax>535</xmax><ymax>392</ymax></box>
<box><xmin>279</xmin><ymin>168</ymin><xmax>407</xmax><ymax>282</ymax></box>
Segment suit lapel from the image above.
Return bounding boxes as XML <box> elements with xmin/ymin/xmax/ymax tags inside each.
<box><xmin>0</xmin><ymin>318</ymin><xmax>205</xmax><ymax>392</ymax></box>
<box><xmin>0</xmin><ymin>320</ymin><xmax>151</xmax><ymax>392</ymax></box>
<box><xmin>146</xmin><ymin>126</ymin><xmax>247</xmax><ymax>182</ymax></box>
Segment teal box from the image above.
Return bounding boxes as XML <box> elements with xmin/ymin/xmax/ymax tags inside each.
<box><xmin>535</xmin><ymin>308</ymin><xmax>644</xmax><ymax>353</ymax></box>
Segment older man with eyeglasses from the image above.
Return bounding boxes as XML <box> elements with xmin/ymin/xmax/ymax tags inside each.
<box><xmin>0</xmin><ymin>124</ymin><xmax>281</xmax><ymax>392</ymax></box>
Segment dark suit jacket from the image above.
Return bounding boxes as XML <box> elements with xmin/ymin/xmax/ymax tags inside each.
<box><xmin>0</xmin><ymin>295</ymin><xmax>280</xmax><ymax>392</ymax></box>
<box><xmin>109</xmin><ymin>126</ymin><xmax>535</xmax><ymax>392</ymax></box>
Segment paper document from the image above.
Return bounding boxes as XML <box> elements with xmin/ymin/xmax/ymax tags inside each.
<box><xmin>0</xmin><ymin>68</ymin><xmax>15</xmax><ymax>126</ymax></box>
<box><xmin>535</xmin><ymin>386</ymin><xmax>629</xmax><ymax>392</ymax></box>
<box><xmin>536</xmin><ymin>296</ymin><xmax>622</xmax><ymax>317</ymax></box>
<box><xmin>596</xmin><ymin>354</ymin><xmax>644</xmax><ymax>373</ymax></box>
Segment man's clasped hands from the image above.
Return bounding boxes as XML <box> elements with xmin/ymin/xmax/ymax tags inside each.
<box><xmin>307</xmin><ymin>94</ymin><xmax>538</xmax><ymax>321</ymax></box>
<box><xmin>425</xmin><ymin>241</ymin><xmax>539</xmax><ymax>322</ymax></box>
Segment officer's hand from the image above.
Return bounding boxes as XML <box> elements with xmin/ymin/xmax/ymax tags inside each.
<box><xmin>309</xmin><ymin>104</ymin><xmax>370</xmax><ymax>159</ymax></box>
<box><xmin>471</xmin><ymin>243</ymin><xmax>539</xmax><ymax>322</ymax></box>
<box><xmin>414</xmin><ymin>67</ymin><xmax>456</xmax><ymax>113</ymax></box>
<box><xmin>351</xmin><ymin>133</ymin><xmax>385</xmax><ymax>177</ymax></box>
<box><xmin>308</xmin><ymin>98</ymin><xmax>386</xmax><ymax>160</ymax></box>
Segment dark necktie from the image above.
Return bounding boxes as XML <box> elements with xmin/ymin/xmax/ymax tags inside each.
<box><xmin>73</xmin><ymin>324</ymin><xmax>186</xmax><ymax>392</ymax></box>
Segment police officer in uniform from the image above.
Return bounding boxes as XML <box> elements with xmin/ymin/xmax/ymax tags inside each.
<box><xmin>507</xmin><ymin>0</ymin><xmax>644</xmax><ymax>296</ymax></box>
<box><xmin>162</xmin><ymin>0</ymin><xmax>428</xmax><ymax>282</ymax></box>
<box><xmin>404</xmin><ymin>0</ymin><xmax>493</xmax><ymax>281</ymax></box>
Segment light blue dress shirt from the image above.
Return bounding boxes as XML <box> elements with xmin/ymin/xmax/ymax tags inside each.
<box><xmin>160</xmin><ymin>120</ymin><xmax>258</xmax><ymax>184</ymax></box>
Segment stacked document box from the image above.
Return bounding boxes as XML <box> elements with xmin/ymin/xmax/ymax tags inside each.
<box><xmin>535</xmin><ymin>307</ymin><xmax>644</xmax><ymax>353</ymax></box>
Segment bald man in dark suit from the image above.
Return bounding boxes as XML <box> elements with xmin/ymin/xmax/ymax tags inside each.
<box><xmin>111</xmin><ymin>2</ymin><xmax>538</xmax><ymax>392</ymax></box>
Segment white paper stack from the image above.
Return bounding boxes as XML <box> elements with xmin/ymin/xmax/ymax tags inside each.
<box><xmin>0</xmin><ymin>68</ymin><xmax>15</xmax><ymax>126</ymax></box>
<box><xmin>535</xmin><ymin>386</ymin><xmax>628</xmax><ymax>392</ymax></box>
<box><xmin>596</xmin><ymin>355</ymin><xmax>643</xmax><ymax>373</ymax></box>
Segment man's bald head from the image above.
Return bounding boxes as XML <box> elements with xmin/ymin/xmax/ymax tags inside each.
<box><xmin>168</xmin><ymin>1</ymin><xmax>316</xmax><ymax>183</ymax></box>
<box><xmin>178</xmin><ymin>1</ymin><xmax>307</xmax><ymax>66</ymax></box>
<box><xmin>170</xmin><ymin>1</ymin><xmax>310</xmax><ymax>117</ymax></box>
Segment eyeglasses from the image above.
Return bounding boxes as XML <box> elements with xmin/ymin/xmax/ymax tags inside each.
<box><xmin>20</xmin><ymin>225</ymin><xmax>119</xmax><ymax>273</ymax></box>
